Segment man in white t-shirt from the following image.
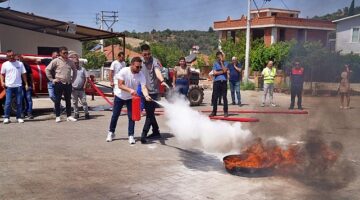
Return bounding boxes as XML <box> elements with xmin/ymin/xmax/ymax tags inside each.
<box><xmin>0</xmin><ymin>50</ymin><xmax>29</xmax><ymax>124</ymax></box>
<box><xmin>109</xmin><ymin>52</ymin><xmax>126</xmax><ymax>90</ymax></box>
<box><xmin>106</xmin><ymin>57</ymin><xmax>152</xmax><ymax>144</ymax></box>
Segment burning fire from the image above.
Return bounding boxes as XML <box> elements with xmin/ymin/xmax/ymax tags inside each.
<box><xmin>224</xmin><ymin>137</ymin><xmax>341</xmax><ymax>173</ymax></box>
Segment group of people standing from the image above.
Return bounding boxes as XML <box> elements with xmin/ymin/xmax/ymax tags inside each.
<box><xmin>208</xmin><ymin>52</ymin><xmax>308</xmax><ymax>117</ymax></box>
<box><xmin>0</xmin><ymin>47</ymin><xmax>90</xmax><ymax>124</ymax></box>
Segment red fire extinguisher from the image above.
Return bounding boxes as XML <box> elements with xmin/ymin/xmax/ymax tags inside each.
<box><xmin>132</xmin><ymin>95</ymin><xmax>141</xmax><ymax>121</ymax></box>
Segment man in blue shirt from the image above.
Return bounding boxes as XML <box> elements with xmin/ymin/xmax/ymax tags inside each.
<box><xmin>209</xmin><ymin>51</ymin><xmax>228</xmax><ymax>117</ymax></box>
<box><xmin>227</xmin><ymin>56</ymin><xmax>242</xmax><ymax>106</ymax></box>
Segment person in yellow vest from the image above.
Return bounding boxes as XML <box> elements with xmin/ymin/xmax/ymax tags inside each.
<box><xmin>261</xmin><ymin>60</ymin><xmax>276</xmax><ymax>107</ymax></box>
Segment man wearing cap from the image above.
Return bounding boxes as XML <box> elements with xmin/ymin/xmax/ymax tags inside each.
<box><xmin>227</xmin><ymin>56</ymin><xmax>242</xmax><ymax>106</ymax></box>
<box><xmin>289</xmin><ymin>61</ymin><xmax>304</xmax><ymax>110</ymax></box>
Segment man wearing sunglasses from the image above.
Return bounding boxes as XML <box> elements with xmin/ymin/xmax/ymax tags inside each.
<box><xmin>46</xmin><ymin>46</ymin><xmax>77</xmax><ymax>123</ymax></box>
<box><xmin>106</xmin><ymin>57</ymin><xmax>152</xmax><ymax>144</ymax></box>
<box><xmin>139</xmin><ymin>44</ymin><xmax>169</xmax><ymax>144</ymax></box>
<box><xmin>1</xmin><ymin>50</ymin><xmax>28</xmax><ymax>124</ymax></box>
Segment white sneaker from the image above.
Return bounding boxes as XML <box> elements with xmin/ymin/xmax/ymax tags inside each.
<box><xmin>271</xmin><ymin>103</ymin><xmax>277</xmax><ymax>107</ymax></box>
<box><xmin>129</xmin><ymin>136</ymin><xmax>136</xmax><ymax>144</ymax></box>
<box><xmin>17</xmin><ymin>118</ymin><xmax>24</xmax><ymax>123</ymax></box>
<box><xmin>3</xmin><ymin>118</ymin><xmax>10</xmax><ymax>124</ymax></box>
<box><xmin>260</xmin><ymin>103</ymin><xmax>265</xmax><ymax>107</ymax></box>
<box><xmin>66</xmin><ymin>116</ymin><xmax>77</xmax><ymax>122</ymax></box>
<box><xmin>106</xmin><ymin>131</ymin><xmax>115</xmax><ymax>142</ymax></box>
<box><xmin>55</xmin><ymin>117</ymin><xmax>61</xmax><ymax>123</ymax></box>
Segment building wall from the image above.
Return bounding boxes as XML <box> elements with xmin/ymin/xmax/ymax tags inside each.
<box><xmin>285</xmin><ymin>28</ymin><xmax>297</xmax><ymax>41</ymax></box>
<box><xmin>336</xmin><ymin>16</ymin><xmax>360</xmax><ymax>54</ymax></box>
<box><xmin>307</xmin><ymin>30</ymin><xmax>328</xmax><ymax>44</ymax></box>
<box><xmin>264</xmin><ymin>28</ymin><xmax>272</xmax><ymax>46</ymax></box>
<box><xmin>0</xmin><ymin>24</ymin><xmax>82</xmax><ymax>55</ymax></box>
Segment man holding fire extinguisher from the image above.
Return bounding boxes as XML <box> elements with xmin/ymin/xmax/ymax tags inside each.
<box><xmin>106</xmin><ymin>57</ymin><xmax>152</xmax><ymax>144</ymax></box>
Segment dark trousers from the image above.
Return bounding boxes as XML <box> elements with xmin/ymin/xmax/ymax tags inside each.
<box><xmin>23</xmin><ymin>87</ymin><xmax>33</xmax><ymax>115</ymax></box>
<box><xmin>142</xmin><ymin>93</ymin><xmax>160</xmax><ymax>136</ymax></box>
<box><xmin>54</xmin><ymin>82</ymin><xmax>72</xmax><ymax>117</ymax></box>
<box><xmin>290</xmin><ymin>85</ymin><xmax>303</xmax><ymax>108</ymax></box>
<box><xmin>109</xmin><ymin>96</ymin><xmax>134</xmax><ymax>136</ymax></box>
<box><xmin>212</xmin><ymin>80</ymin><xmax>228</xmax><ymax>114</ymax></box>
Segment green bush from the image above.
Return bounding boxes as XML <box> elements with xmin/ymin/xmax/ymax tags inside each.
<box><xmin>83</xmin><ymin>51</ymin><xmax>107</xmax><ymax>69</ymax></box>
<box><xmin>240</xmin><ymin>81</ymin><xmax>255</xmax><ymax>90</ymax></box>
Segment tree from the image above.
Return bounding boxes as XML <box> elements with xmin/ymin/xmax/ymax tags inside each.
<box><xmin>151</xmin><ymin>43</ymin><xmax>184</xmax><ymax>67</ymax></box>
<box><xmin>349</xmin><ymin>0</ymin><xmax>355</xmax><ymax>16</ymax></box>
<box><xmin>83</xmin><ymin>51</ymin><xmax>107</xmax><ymax>69</ymax></box>
<box><xmin>208</xmin><ymin>27</ymin><xmax>214</xmax><ymax>33</ymax></box>
<box><xmin>104</xmin><ymin>37</ymin><xmax>121</xmax><ymax>47</ymax></box>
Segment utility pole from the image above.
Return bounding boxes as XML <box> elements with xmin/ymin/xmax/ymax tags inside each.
<box><xmin>96</xmin><ymin>11</ymin><xmax>119</xmax><ymax>52</ymax></box>
<box><xmin>244</xmin><ymin>0</ymin><xmax>251</xmax><ymax>83</ymax></box>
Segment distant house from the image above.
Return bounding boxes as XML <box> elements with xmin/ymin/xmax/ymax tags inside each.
<box><xmin>333</xmin><ymin>14</ymin><xmax>360</xmax><ymax>54</ymax></box>
<box><xmin>99</xmin><ymin>44</ymin><xmax>141</xmax><ymax>62</ymax></box>
<box><xmin>213</xmin><ymin>8</ymin><xmax>335</xmax><ymax>48</ymax></box>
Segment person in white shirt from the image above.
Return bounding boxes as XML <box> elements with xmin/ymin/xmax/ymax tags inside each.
<box><xmin>106</xmin><ymin>57</ymin><xmax>152</xmax><ymax>144</ymax></box>
<box><xmin>0</xmin><ymin>50</ymin><xmax>28</xmax><ymax>124</ymax></box>
<box><xmin>109</xmin><ymin>52</ymin><xmax>126</xmax><ymax>90</ymax></box>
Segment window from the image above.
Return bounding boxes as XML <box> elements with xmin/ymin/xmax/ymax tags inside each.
<box><xmin>352</xmin><ymin>28</ymin><xmax>360</xmax><ymax>43</ymax></box>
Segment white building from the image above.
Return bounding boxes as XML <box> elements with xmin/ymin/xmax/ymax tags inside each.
<box><xmin>0</xmin><ymin>7</ymin><xmax>124</xmax><ymax>55</ymax></box>
<box><xmin>333</xmin><ymin>14</ymin><xmax>360</xmax><ymax>55</ymax></box>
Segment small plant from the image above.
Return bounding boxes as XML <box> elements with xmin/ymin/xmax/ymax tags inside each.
<box><xmin>240</xmin><ymin>81</ymin><xmax>256</xmax><ymax>90</ymax></box>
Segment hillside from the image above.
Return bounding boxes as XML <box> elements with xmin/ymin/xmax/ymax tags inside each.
<box><xmin>123</xmin><ymin>28</ymin><xmax>218</xmax><ymax>55</ymax></box>
<box><xmin>313</xmin><ymin>5</ymin><xmax>360</xmax><ymax>21</ymax></box>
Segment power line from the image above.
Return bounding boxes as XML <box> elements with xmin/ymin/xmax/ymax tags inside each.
<box><xmin>280</xmin><ymin>0</ymin><xmax>290</xmax><ymax>10</ymax></box>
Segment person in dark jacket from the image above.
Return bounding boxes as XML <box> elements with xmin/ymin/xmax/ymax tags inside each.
<box><xmin>289</xmin><ymin>61</ymin><xmax>304</xmax><ymax>110</ymax></box>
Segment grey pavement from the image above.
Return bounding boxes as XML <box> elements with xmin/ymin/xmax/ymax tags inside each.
<box><xmin>0</xmin><ymin>89</ymin><xmax>360</xmax><ymax>200</ymax></box>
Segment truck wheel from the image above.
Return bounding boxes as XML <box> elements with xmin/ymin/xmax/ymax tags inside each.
<box><xmin>188</xmin><ymin>85</ymin><xmax>204</xmax><ymax>106</ymax></box>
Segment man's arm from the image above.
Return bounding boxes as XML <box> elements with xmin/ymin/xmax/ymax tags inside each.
<box><xmin>21</xmin><ymin>73</ymin><xmax>29</xmax><ymax>90</ymax></box>
<box><xmin>118</xmin><ymin>79</ymin><xmax>136</xmax><ymax>95</ymax></box>
<box><xmin>109</xmin><ymin>70</ymin><xmax>114</xmax><ymax>88</ymax></box>
<box><xmin>71</xmin><ymin>64</ymin><xmax>77</xmax><ymax>84</ymax></box>
<box><xmin>141</xmin><ymin>85</ymin><xmax>152</xmax><ymax>101</ymax></box>
<box><xmin>0</xmin><ymin>73</ymin><xmax>5</xmax><ymax>88</ymax></box>
<box><xmin>155</xmin><ymin>68</ymin><xmax>169</xmax><ymax>88</ymax></box>
<box><xmin>45</xmin><ymin>60</ymin><xmax>56</xmax><ymax>82</ymax></box>
<box><xmin>83</xmin><ymin>70</ymin><xmax>89</xmax><ymax>89</ymax></box>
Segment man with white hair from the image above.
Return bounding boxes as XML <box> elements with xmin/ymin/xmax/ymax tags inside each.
<box><xmin>68</xmin><ymin>51</ymin><xmax>90</xmax><ymax>120</ymax></box>
<box><xmin>227</xmin><ymin>56</ymin><xmax>242</xmax><ymax>106</ymax></box>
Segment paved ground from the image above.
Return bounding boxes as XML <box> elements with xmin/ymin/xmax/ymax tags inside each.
<box><xmin>0</xmin><ymin>89</ymin><xmax>360</xmax><ymax>200</ymax></box>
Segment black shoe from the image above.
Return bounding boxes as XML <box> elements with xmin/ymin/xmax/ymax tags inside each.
<box><xmin>232</xmin><ymin>102</ymin><xmax>236</xmax><ymax>105</ymax></box>
<box><xmin>224</xmin><ymin>112</ymin><xmax>229</xmax><ymax>117</ymax></box>
<box><xmin>147</xmin><ymin>132</ymin><xmax>161</xmax><ymax>139</ymax></box>
<box><xmin>85</xmin><ymin>113</ymin><xmax>90</xmax><ymax>120</ymax></box>
<box><xmin>74</xmin><ymin>114</ymin><xmax>80</xmax><ymax>119</ymax></box>
<box><xmin>298</xmin><ymin>107</ymin><xmax>303</xmax><ymax>110</ymax></box>
<box><xmin>140</xmin><ymin>137</ymin><xmax>147</xmax><ymax>144</ymax></box>
<box><xmin>238</xmin><ymin>102</ymin><xmax>242</xmax><ymax>107</ymax></box>
<box><xmin>288</xmin><ymin>107</ymin><xmax>294</xmax><ymax>110</ymax></box>
<box><xmin>28</xmin><ymin>114</ymin><xmax>34</xmax><ymax>119</ymax></box>
<box><xmin>209</xmin><ymin>112</ymin><xmax>216</xmax><ymax>117</ymax></box>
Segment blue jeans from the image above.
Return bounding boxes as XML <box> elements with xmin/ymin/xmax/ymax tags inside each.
<box><xmin>47</xmin><ymin>81</ymin><xmax>56</xmax><ymax>103</ymax></box>
<box><xmin>229</xmin><ymin>81</ymin><xmax>241</xmax><ymax>104</ymax></box>
<box><xmin>4</xmin><ymin>86</ymin><xmax>23</xmax><ymax>119</ymax></box>
<box><xmin>109</xmin><ymin>96</ymin><xmax>134</xmax><ymax>136</ymax></box>
<box><xmin>23</xmin><ymin>87</ymin><xmax>33</xmax><ymax>115</ymax></box>
<box><xmin>175</xmin><ymin>78</ymin><xmax>189</xmax><ymax>96</ymax></box>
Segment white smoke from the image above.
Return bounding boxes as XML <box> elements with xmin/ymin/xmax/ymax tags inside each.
<box><xmin>160</xmin><ymin>97</ymin><xmax>253</xmax><ymax>153</ymax></box>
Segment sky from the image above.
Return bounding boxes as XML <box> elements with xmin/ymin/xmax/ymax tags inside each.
<box><xmin>0</xmin><ymin>0</ymin><xmax>355</xmax><ymax>32</ymax></box>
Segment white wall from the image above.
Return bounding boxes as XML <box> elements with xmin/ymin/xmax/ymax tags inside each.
<box><xmin>335</xmin><ymin>16</ymin><xmax>360</xmax><ymax>54</ymax></box>
<box><xmin>0</xmin><ymin>23</ymin><xmax>82</xmax><ymax>55</ymax></box>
